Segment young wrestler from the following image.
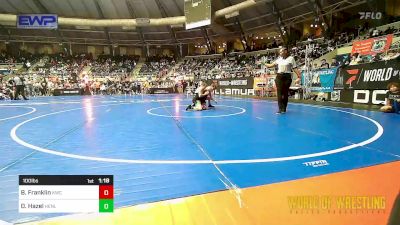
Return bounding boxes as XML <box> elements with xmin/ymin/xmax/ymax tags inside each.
<box><xmin>206</xmin><ymin>83</ymin><xmax>217</xmax><ymax>108</ymax></box>
<box><xmin>186</xmin><ymin>82</ymin><xmax>209</xmax><ymax>111</ymax></box>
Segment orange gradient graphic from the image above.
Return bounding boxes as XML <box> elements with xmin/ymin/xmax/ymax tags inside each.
<box><xmin>23</xmin><ymin>161</ymin><xmax>400</xmax><ymax>225</ymax></box>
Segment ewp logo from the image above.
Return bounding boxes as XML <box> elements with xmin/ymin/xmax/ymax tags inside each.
<box><xmin>17</xmin><ymin>14</ymin><xmax>58</xmax><ymax>29</ymax></box>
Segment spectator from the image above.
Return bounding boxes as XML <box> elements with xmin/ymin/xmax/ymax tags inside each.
<box><xmin>331</xmin><ymin>58</ymin><xmax>340</xmax><ymax>67</ymax></box>
<box><xmin>320</xmin><ymin>59</ymin><xmax>330</xmax><ymax>69</ymax></box>
<box><xmin>371</xmin><ymin>53</ymin><xmax>382</xmax><ymax>62</ymax></box>
<box><xmin>382</xmin><ymin>49</ymin><xmax>400</xmax><ymax>61</ymax></box>
<box><xmin>384</xmin><ymin>26</ymin><xmax>393</xmax><ymax>35</ymax></box>
<box><xmin>349</xmin><ymin>53</ymin><xmax>361</xmax><ymax>65</ymax></box>
<box><xmin>380</xmin><ymin>82</ymin><xmax>400</xmax><ymax>113</ymax></box>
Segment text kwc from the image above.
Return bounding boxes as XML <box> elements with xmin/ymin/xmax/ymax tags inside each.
<box><xmin>363</xmin><ymin>67</ymin><xmax>398</xmax><ymax>82</ymax></box>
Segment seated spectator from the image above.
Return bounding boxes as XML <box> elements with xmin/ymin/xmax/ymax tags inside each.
<box><xmin>382</xmin><ymin>49</ymin><xmax>400</xmax><ymax>61</ymax></box>
<box><xmin>371</xmin><ymin>53</ymin><xmax>382</xmax><ymax>62</ymax></box>
<box><xmin>320</xmin><ymin>59</ymin><xmax>330</xmax><ymax>69</ymax></box>
<box><xmin>331</xmin><ymin>58</ymin><xmax>340</xmax><ymax>67</ymax></box>
<box><xmin>349</xmin><ymin>53</ymin><xmax>362</xmax><ymax>65</ymax></box>
<box><xmin>384</xmin><ymin>26</ymin><xmax>393</xmax><ymax>35</ymax></box>
<box><xmin>372</xmin><ymin>28</ymin><xmax>380</xmax><ymax>37</ymax></box>
<box><xmin>380</xmin><ymin>82</ymin><xmax>400</xmax><ymax>113</ymax></box>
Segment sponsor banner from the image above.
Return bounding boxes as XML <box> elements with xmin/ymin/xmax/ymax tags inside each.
<box><xmin>214</xmin><ymin>88</ymin><xmax>255</xmax><ymax>96</ymax></box>
<box><xmin>17</xmin><ymin>14</ymin><xmax>58</xmax><ymax>29</ymax></box>
<box><xmin>329</xmin><ymin>89</ymin><xmax>387</xmax><ymax>105</ymax></box>
<box><xmin>329</xmin><ymin>90</ymin><xmax>342</xmax><ymax>102</ymax></box>
<box><xmin>303</xmin><ymin>68</ymin><xmax>338</xmax><ymax>92</ymax></box>
<box><xmin>342</xmin><ymin>59</ymin><xmax>400</xmax><ymax>90</ymax></box>
<box><xmin>266</xmin><ymin>75</ymin><xmax>277</xmax><ymax>93</ymax></box>
<box><xmin>53</xmin><ymin>88</ymin><xmax>83</xmax><ymax>96</ymax></box>
<box><xmin>351</xmin><ymin>34</ymin><xmax>393</xmax><ymax>55</ymax></box>
<box><xmin>215</xmin><ymin>77</ymin><xmax>254</xmax><ymax>89</ymax></box>
<box><xmin>148</xmin><ymin>87</ymin><xmax>176</xmax><ymax>94</ymax></box>
<box><xmin>0</xmin><ymin>69</ymin><xmax>11</xmax><ymax>75</ymax></box>
<box><xmin>253</xmin><ymin>77</ymin><xmax>267</xmax><ymax>91</ymax></box>
<box><xmin>210</xmin><ymin>77</ymin><xmax>255</xmax><ymax>96</ymax></box>
<box><xmin>259</xmin><ymin>75</ymin><xmax>278</xmax><ymax>96</ymax></box>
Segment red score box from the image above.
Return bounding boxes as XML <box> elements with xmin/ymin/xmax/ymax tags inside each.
<box><xmin>99</xmin><ymin>185</ymin><xmax>114</xmax><ymax>199</ymax></box>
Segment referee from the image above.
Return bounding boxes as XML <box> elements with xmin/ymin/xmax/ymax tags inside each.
<box><xmin>13</xmin><ymin>75</ymin><xmax>28</xmax><ymax>100</ymax></box>
<box><xmin>267</xmin><ymin>47</ymin><xmax>300</xmax><ymax>114</ymax></box>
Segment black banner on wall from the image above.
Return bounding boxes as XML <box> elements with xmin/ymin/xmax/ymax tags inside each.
<box><xmin>341</xmin><ymin>59</ymin><xmax>400</xmax><ymax>90</ymax></box>
<box><xmin>53</xmin><ymin>88</ymin><xmax>83</xmax><ymax>96</ymax></box>
<box><xmin>329</xmin><ymin>89</ymin><xmax>387</xmax><ymax>105</ymax></box>
<box><xmin>215</xmin><ymin>77</ymin><xmax>254</xmax><ymax>88</ymax></box>
<box><xmin>148</xmin><ymin>87</ymin><xmax>176</xmax><ymax>94</ymax></box>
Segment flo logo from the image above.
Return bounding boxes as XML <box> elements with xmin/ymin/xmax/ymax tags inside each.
<box><xmin>359</xmin><ymin>12</ymin><xmax>382</xmax><ymax>20</ymax></box>
<box><xmin>345</xmin><ymin>69</ymin><xmax>360</xmax><ymax>88</ymax></box>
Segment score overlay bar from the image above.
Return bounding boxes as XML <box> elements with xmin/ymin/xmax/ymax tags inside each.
<box><xmin>19</xmin><ymin>175</ymin><xmax>114</xmax><ymax>213</ymax></box>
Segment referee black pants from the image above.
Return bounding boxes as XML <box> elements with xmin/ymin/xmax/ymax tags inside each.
<box><xmin>275</xmin><ymin>73</ymin><xmax>292</xmax><ymax>112</ymax></box>
<box><xmin>14</xmin><ymin>85</ymin><xmax>28</xmax><ymax>100</ymax></box>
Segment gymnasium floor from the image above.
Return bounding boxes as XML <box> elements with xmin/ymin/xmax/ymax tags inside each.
<box><xmin>0</xmin><ymin>94</ymin><xmax>399</xmax><ymax>224</ymax></box>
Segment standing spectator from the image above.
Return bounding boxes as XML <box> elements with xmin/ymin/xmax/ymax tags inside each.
<box><xmin>41</xmin><ymin>78</ymin><xmax>48</xmax><ymax>96</ymax></box>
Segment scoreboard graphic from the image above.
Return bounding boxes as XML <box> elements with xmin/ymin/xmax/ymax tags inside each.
<box><xmin>184</xmin><ymin>0</ymin><xmax>211</xmax><ymax>29</ymax></box>
<box><xmin>19</xmin><ymin>175</ymin><xmax>114</xmax><ymax>213</ymax></box>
